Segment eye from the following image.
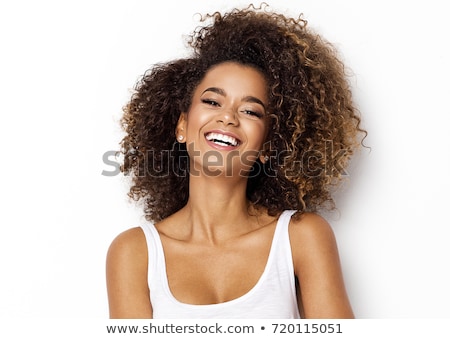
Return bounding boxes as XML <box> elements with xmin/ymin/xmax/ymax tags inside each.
<box><xmin>241</xmin><ymin>109</ymin><xmax>263</xmax><ymax>119</ymax></box>
<box><xmin>201</xmin><ymin>99</ymin><xmax>220</xmax><ymax>107</ymax></box>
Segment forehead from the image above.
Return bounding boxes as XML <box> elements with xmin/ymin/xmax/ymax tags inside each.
<box><xmin>196</xmin><ymin>62</ymin><xmax>268</xmax><ymax>100</ymax></box>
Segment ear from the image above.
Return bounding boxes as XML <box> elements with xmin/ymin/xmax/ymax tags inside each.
<box><xmin>259</xmin><ymin>152</ymin><xmax>269</xmax><ymax>164</ymax></box>
<box><xmin>175</xmin><ymin>113</ymin><xmax>187</xmax><ymax>143</ymax></box>
<box><xmin>258</xmin><ymin>140</ymin><xmax>271</xmax><ymax>164</ymax></box>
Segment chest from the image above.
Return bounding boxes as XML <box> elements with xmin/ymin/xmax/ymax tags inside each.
<box><xmin>160</xmin><ymin>229</ymin><xmax>275</xmax><ymax>305</ymax></box>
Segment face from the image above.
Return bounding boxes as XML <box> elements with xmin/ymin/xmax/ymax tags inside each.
<box><xmin>176</xmin><ymin>62</ymin><xmax>269</xmax><ymax>177</ymax></box>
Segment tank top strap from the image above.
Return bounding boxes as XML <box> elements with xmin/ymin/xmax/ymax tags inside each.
<box><xmin>273</xmin><ymin>210</ymin><xmax>297</xmax><ymax>251</ymax></box>
<box><xmin>140</xmin><ymin>222</ymin><xmax>166</xmax><ymax>291</ymax></box>
<box><xmin>277</xmin><ymin>210</ymin><xmax>297</xmax><ymax>230</ymax></box>
<box><xmin>270</xmin><ymin>209</ymin><xmax>297</xmax><ymax>288</ymax></box>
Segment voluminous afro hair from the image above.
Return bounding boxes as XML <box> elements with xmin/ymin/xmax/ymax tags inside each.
<box><xmin>120</xmin><ymin>4</ymin><xmax>366</xmax><ymax>222</ymax></box>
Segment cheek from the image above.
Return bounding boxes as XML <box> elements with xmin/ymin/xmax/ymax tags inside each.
<box><xmin>246</xmin><ymin>123</ymin><xmax>268</xmax><ymax>148</ymax></box>
<box><xmin>185</xmin><ymin>110</ymin><xmax>207</xmax><ymax>136</ymax></box>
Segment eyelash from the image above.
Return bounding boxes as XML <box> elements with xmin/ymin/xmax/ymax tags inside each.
<box><xmin>201</xmin><ymin>99</ymin><xmax>220</xmax><ymax>107</ymax></box>
<box><xmin>201</xmin><ymin>99</ymin><xmax>263</xmax><ymax>118</ymax></box>
<box><xmin>242</xmin><ymin>110</ymin><xmax>263</xmax><ymax>118</ymax></box>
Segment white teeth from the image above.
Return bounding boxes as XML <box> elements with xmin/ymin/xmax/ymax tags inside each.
<box><xmin>206</xmin><ymin>132</ymin><xmax>239</xmax><ymax>146</ymax></box>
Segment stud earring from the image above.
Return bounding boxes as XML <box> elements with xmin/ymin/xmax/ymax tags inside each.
<box><xmin>178</xmin><ymin>135</ymin><xmax>183</xmax><ymax>141</ymax></box>
<box><xmin>264</xmin><ymin>155</ymin><xmax>270</xmax><ymax>162</ymax></box>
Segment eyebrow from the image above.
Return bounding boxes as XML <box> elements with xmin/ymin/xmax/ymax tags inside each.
<box><xmin>202</xmin><ymin>87</ymin><xmax>266</xmax><ymax>110</ymax></box>
<box><xmin>202</xmin><ymin>87</ymin><xmax>226</xmax><ymax>97</ymax></box>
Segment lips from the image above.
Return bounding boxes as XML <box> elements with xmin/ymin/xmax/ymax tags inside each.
<box><xmin>205</xmin><ymin>131</ymin><xmax>241</xmax><ymax>148</ymax></box>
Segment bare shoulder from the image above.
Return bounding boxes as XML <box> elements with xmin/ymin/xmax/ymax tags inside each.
<box><xmin>289</xmin><ymin>212</ymin><xmax>337</xmax><ymax>252</ymax></box>
<box><xmin>289</xmin><ymin>212</ymin><xmax>354</xmax><ymax>318</ymax></box>
<box><xmin>107</xmin><ymin>227</ymin><xmax>147</xmax><ymax>262</ymax></box>
<box><xmin>106</xmin><ymin>227</ymin><xmax>152</xmax><ymax>318</ymax></box>
<box><xmin>106</xmin><ymin>227</ymin><xmax>148</xmax><ymax>283</ymax></box>
<box><xmin>288</xmin><ymin>212</ymin><xmax>340</xmax><ymax>270</ymax></box>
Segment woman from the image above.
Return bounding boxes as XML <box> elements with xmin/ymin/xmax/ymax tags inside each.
<box><xmin>106</xmin><ymin>4</ymin><xmax>364</xmax><ymax>319</ymax></box>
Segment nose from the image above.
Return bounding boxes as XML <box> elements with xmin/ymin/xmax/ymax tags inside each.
<box><xmin>217</xmin><ymin>109</ymin><xmax>239</xmax><ymax>126</ymax></box>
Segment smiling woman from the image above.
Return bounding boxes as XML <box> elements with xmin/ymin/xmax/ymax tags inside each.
<box><xmin>106</xmin><ymin>3</ymin><xmax>365</xmax><ymax>319</ymax></box>
<box><xmin>176</xmin><ymin>62</ymin><xmax>269</xmax><ymax>177</ymax></box>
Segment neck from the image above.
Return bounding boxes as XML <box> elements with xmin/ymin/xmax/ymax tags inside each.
<box><xmin>179</xmin><ymin>173</ymin><xmax>257</xmax><ymax>243</ymax></box>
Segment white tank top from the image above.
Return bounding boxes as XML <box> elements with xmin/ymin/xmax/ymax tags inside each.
<box><xmin>140</xmin><ymin>210</ymin><xmax>300</xmax><ymax>318</ymax></box>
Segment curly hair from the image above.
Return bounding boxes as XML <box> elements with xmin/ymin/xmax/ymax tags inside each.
<box><xmin>120</xmin><ymin>4</ymin><xmax>366</xmax><ymax>222</ymax></box>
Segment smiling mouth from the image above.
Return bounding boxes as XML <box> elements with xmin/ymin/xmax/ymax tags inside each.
<box><xmin>205</xmin><ymin>132</ymin><xmax>241</xmax><ymax>147</ymax></box>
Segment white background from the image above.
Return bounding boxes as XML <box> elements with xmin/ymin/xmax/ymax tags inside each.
<box><xmin>1</xmin><ymin>0</ymin><xmax>449</xmax><ymax>319</ymax></box>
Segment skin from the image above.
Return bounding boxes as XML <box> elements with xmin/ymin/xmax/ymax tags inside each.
<box><xmin>106</xmin><ymin>62</ymin><xmax>354</xmax><ymax>319</ymax></box>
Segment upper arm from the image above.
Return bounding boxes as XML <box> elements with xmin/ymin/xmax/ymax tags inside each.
<box><xmin>106</xmin><ymin>227</ymin><xmax>153</xmax><ymax>318</ymax></box>
<box><xmin>290</xmin><ymin>213</ymin><xmax>354</xmax><ymax>319</ymax></box>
